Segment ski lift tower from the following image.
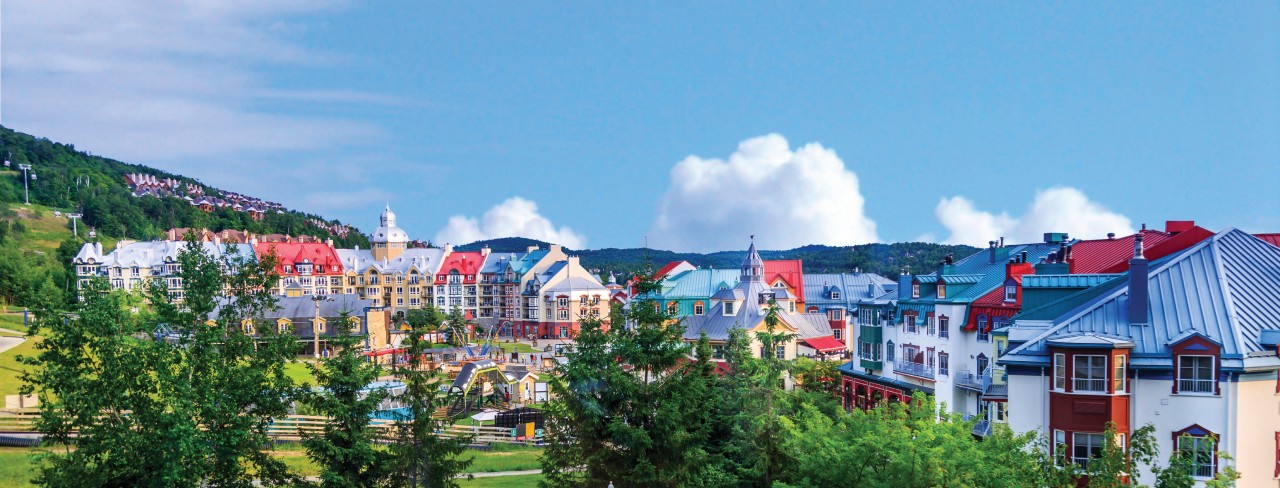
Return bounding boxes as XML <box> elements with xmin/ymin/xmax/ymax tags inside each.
<box><xmin>67</xmin><ymin>213</ymin><xmax>83</xmax><ymax>237</ymax></box>
<box><xmin>18</xmin><ymin>163</ymin><xmax>33</xmax><ymax>205</ymax></box>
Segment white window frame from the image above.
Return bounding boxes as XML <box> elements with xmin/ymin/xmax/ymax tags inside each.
<box><xmin>1073</xmin><ymin>355</ymin><xmax>1107</xmax><ymax>393</ymax></box>
<box><xmin>1053</xmin><ymin>353</ymin><xmax>1066</xmax><ymax>391</ymax></box>
<box><xmin>1072</xmin><ymin>432</ymin><xmax>1105</xmax><ymax>468</ymax></box>
<box><xmin>1004</xmin><ymin>285</ymin><xmax>1017</xmax><ymax>302</ymax></box>
<box><xmin>1177</xmin><ymin>355</ymin><xmax>1215</xmax><ymax>394</ymax></box>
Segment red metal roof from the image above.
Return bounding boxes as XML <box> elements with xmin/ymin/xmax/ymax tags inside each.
<box><xmin>1255</xmin><ymin>233</ymin><xmax>1280</xmax><ymax>248</ymax></box>
<box><xmin>764</xmin><ymin>259</ymin><xmax>805</xmax><ymax>303</ymax></box>
<box><xmin>1098</xmin><ymin>226</ymin><xmax>1214</xmax><ymax>273</ymax></box>
<box><xmin>653</xmin><ymin>261</ymin><xmax>689</xmax><ymax>279</ymax></box>
<box><xmin>436</xmin><ymin>251</ymin><xmax>485</xmax><ymax>283</ymax></box>
<box><xmin>803</xmin><ymin>335</ymin><xmax>845</xmax><ymax>353</ymax></box>
<box><xmin>1068</xmin><ymin>230</ymin><xmax>1173</xmax><ymax>274</ymax></box>
<box><xmin>253</xmin><ymin>242</ymin><xmax>344</xmax><ymax>276</ymax></box>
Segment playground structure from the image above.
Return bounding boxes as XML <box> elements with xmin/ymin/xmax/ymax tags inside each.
<box><xmin>444</xmin><ymin>359</ymin><xmax>511</xmax><ymax>415</ymax></box>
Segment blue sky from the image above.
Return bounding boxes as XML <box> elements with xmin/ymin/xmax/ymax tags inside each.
<box><xmin>4</xmin><ymin>1</ymin><xmax>1277</xmax><ymax>251</ymax></box>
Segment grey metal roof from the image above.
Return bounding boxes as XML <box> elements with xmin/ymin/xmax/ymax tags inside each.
<box><xmin>336</xmin><ymin>248</ymin><xmax>444</xmax><ymax>275</ymax></box>
<box><xmin>75</xmin><ymin>241</ymin><xmax>256</xmax><ymax>268</ymax></box>
<box><xmin>1001</xmin><ymin>230</ymin><xmax>1280</xmax><ymax>369</ymax></box>
<box><xmin>480</xmin><ymin>252</ymin><xmax>519</xmax><ymax>274</ymax></box>
<box><xmin>802</xmin><ymin>273</ymin><xmax>896</xmax><ymax>306</ymax></box>
<box><xmin>682</xmin><ymin>279</ymin><xmax>831</xmax><ymax>341</ymax></box>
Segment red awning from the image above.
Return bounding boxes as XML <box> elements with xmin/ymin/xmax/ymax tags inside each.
<box><xmin>803</xmin><ymin>336</ymin><xmax>846</xmax><ymax>353</ymax></box>
<box><xmin>364</xmin><ymin>348</ymin><xmax>404</xmax><ymax>357</ymax></box>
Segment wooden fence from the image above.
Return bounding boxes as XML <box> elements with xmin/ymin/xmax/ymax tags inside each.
<box><xmin>0</xmin><ymin>409</ymin><xmax>543</xmax><ymax>446</ymax></box>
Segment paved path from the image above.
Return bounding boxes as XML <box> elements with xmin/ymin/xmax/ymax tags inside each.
<box><xmin>0</xmin><ymin>336</ymin><xmax>26</xmax><ymax>355</ymax></box>
<box><xmin>467</xmin><ymin>469</ymin><xmax>541</xmax><ymax>478</ymax></box>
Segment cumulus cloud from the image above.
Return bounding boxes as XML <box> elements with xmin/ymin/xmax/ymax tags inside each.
<box><xmin>435</xmin><ymin>197</ymin><xmax>586</xmax><ymax>249</ymax></box>
<box><xmin>935</xmin><ymin>187</ymin><xmax>1135</xmax><ymax>246</ymax></box>
<box><xmin>648</xmin><ymin>134</ymin><xmax>878</xmax><ymax>252</ymax></box>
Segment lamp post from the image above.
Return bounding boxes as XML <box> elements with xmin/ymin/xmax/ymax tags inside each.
<box><xmin>67</xmin><ymin>213</ymin><xmax>83</xmax><ymax>237</ymax></box>
<box><xmin>18</xmin><ymin>164</ymin><xmax>32</xmax><ymax>205</ymax></box>
<box><xmin>311</xmin><ymin>294</ymin><xmax>333</xmax><ymax>365</ymax></box>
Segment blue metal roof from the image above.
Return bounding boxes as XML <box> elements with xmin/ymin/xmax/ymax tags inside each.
<box><xmin>1002</xmin><ymin>230</ymin><xmax>1280</xmax><ymax>368</ymax></box>
<box><xmin>665</xmin><ymin>269</ymin><xmax>740</xmax><ymax>299</ymax></box>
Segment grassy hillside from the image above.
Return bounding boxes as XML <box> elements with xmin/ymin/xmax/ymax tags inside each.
<box><xmin>0</xmin><ymin>125</ymin><xmax>368</xmax><ymax>248</ymax></box>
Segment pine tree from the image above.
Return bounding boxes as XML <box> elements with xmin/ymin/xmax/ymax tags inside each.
<box><xmin>302</xmin><ymin>311</ymin><xmax>390</xmax><ymax>487</ymax></box>
<box><xmin>387</xmin><ymin>305</ymin><xmax>473</xmax><ymax>488</ymax></box>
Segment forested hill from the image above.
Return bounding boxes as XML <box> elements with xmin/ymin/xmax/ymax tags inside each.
<box><xmin>458</xmin><ymin>237</ymin><xmax>978</xmax><ymax>279</ymax></box>
<box><xmin>0</xmin><ymin>125</ymin><xmax>369</xmax><ymax>248</ymax></box>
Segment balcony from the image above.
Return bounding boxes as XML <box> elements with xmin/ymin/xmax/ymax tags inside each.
<box><xmin>893</xmin><ymin>360</ymin><xmax>935</xmax><ymax>380</ymax></box>
<box><xmin>1073</xmin><ymin>378</ymin><xmax>1106</xmax><ymax>393</ymax></box>
<box><xmin>962</xmin><ymin>413</ymin><xmax>993</xmax><ymax>437</ymax></box>
<box><xmin>955</xmin><ymin>368</ymin><xmax>991</xmax><ymax>392</ymax></box>
<box><xmin>858</xmin><ymin>355</ymin><xmax>882</xmax><ymax>371</ymax></box>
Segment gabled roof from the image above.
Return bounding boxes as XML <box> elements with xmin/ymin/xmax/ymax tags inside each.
<box><xmin>1096</xmin><ymin>227</ymin><xmax>1214</xmax><ymax>273</ymax></box>
<box><xmin>664</xmin><ymin>269</ymin><xmax>740</xmax><ymax>299</ymax></box>
<box><xmin>253</xmin><ymin>242</ymin><xmax>343</xmax><ymax>274</ymax></box>
<box><xmin>1001</xmin><ymin>229</ymin><xmax>1280</xmax><ymax>370</ymax></box>
<box><xmin>802</xmin><ymin>273</ymin><xmax>896</xmax><ymax>305</ymax></box>
<box><xmin>654</xmin><ymin>261</ymin><xmax>695</xmax><ymax>280</ymax></box>
<box><xmin>763</xmin><ymin>260</ymin><xmax>805</xmax><ymax>303</ymax></box>
<box><xmin>683</xmin><ymin>278</ymin><xmax>831</xmax><ymax>342</ymax></box>
<box><xmin>1068</xmin><ymin>230</ymin><xmax>1173</xmax><ymax>274</ymax></box>
<box><xmin>437</xmin><ymin>251</ymin><xmax>485</xmax><ymax>276</ymax></box>
<box><xmin>479</xmin><ymin>252</ymin><xmax>520</xmax><ymax>274</ymax></box>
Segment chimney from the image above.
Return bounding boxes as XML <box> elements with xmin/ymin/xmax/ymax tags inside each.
<box><xmin>444</xmin><ymin>243</ymin><xmax>454</xmax><ymax>254</ymax></box>
<box><xmin>526</xmin><ymin>245</ymin><xmax>539</xmax><ymax>253</ymax></box>
<box><xmin>481</xmin><ymin>245</ymin><xmax>491</xmax><ymax>257</ymax></box>
<box><xmin>326</xmin><ymin>238</ymin><xmax>334</xmax><ymax>247</ymax></box>
<box><xmin>1107</xmin><ymin>233</ymin><xmax>1115</xmax><ymax>240</ymax></box>
<box><xmin>989</xmin><ymin>241</ymin><xmax>997</xmax><ymax>264</ymax></box>
<box><xmin>1128</xmin><ymin>234</ymin><xmax>1149</xmax><ymax>325</ymax></box>
<box><xmin>999</xmin><ymin>237</ymin><xmax>1004</xmax><ymax>247</ymax></box>
<box><xmin>1020</xmin><ymin>251</ymin><xmax>1028</xmax><ymax>263</ymax></box>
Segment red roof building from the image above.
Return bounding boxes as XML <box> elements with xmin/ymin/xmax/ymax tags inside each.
<box><xmin>253</xmin><ymin>242</ymin><xmax>345</xmax><ymax>295</ymax></box>
<box><xmin>764</xmin><ymin>259</ymin><xmax>806</xmax><ymax>304</ymax></box>
<box><xmin>435</xmin><ymin>251</ymin><xmax>485</xmax><ymax>284</ymax></box>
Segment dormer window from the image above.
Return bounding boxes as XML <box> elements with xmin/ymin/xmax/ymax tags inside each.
<box><xmin>911</xmin><ymin>283</ymin><xmax>920</xmax><ymax>298</ymax></box>
<box><xmin>1004</xmin><ymin>285</ymin><xmax>1017</xmax><ymax>302</ymax></box>
<box><xmin>937</xmin><ymin>284</ymin><xmax>946</xmax><ymax>299</ymax></box>
<box><xmin>1177</xmin><ymin>356</ymin><xmax>1215</xmax><ymax>394</ymax></box>
<box><xmin>831</xmin><ymin>290</ymin><xmax>840</xmax><ymax>300</ymax></box>
<box><xmin>284</xmin><ymin>265</ymin><xmax>293</xmax><ymax>274</ymax></box>
<box><xmin>724</xmin><ymin>302</ymin><xmax>735</xmax><ymax>315</ymax></box>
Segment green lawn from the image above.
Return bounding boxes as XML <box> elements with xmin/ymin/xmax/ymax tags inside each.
<box><xmin>0</xmin><ymin>448</ymin><xmax>38</xmax><ymax>488</ymax></box>
<box><xmin>0</xmin><ymin>336</ymin><xmax>38</xmax><ymax>397</ymax></box>
<box><xmin>283</xmin><ymin>360</ymin><xmax>317</xmax><ymax>386</ymax></box>
<box><xmin>458</xmin><ymin>473</ymin><xmax>544</xmax><ymax>487</ymax></box>
<box><xmin>0</xmin><ymin>314</ymin><xmax>30</xmax><ymax>334</ymax></box>
<box><xmin>0</xmin><ymin>446</ymin><xmax>539</xmax><ymax>485</ymax></box>
<box><xmin>462</xmin><ymin>446</ymin><xmax>542</xmax><ymax>473</ymax></box>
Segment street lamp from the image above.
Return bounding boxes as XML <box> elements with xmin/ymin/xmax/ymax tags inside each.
<box><xmin>67</xmin><ymin>213</ymin><xmax>83</xmax><ymax>237</ymax></box>
<box><xmin>311</xmin><ymin>294</ymin><xmax>333</xmax><ymax>365</ymax></box>
<box><xmin>17</xmin><ymin>164</ymin><xmax>32</xmax><ymax>205</ymax></box>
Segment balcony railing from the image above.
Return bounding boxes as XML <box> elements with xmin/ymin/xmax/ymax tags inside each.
<box><xmin>1179</xmin><ymin>378</ymin><xmax>1214</xmax><ymax>394</ymax></box>
<box><xmin>893</xmin><ymin>360</ymin><xmax>935</xmax><ymax>380</ymax></box>
<box><xmin>1073</xmin><ymin>378</ymin><xmax>1106</xmax><ymax>393</ymax></box>
<box><xmin>955</xmin><ymin>368</ymin><xmax>992</xmax><ymax>392</ymax></box>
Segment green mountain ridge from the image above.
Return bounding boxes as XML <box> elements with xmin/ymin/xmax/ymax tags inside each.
<box><xmin>457</xmin><ymin>236</ymin><xmax>978</xmax><ymax>279</ymax></box>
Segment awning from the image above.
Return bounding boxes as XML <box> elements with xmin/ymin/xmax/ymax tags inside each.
<box><xmin>803</xmin><ymin>336</ymin><xmax>846</xmax><ymax>353</ymax></box>
<box><xmin>364</xmin><ymin>348</ymin><xmax>404</xmax><ymax>357</ymax></box>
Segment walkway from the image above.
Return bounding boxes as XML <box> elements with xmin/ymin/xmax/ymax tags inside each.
<box><xmin>0</xmin><ymin>336</ymin><xmax>26</xmax><ymax>355</ymax></box>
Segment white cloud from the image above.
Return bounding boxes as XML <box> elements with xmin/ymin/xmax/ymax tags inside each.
<box><xmin>935</xmin><ymin>187</ymin><xmax>1135</xmax><ymax>246</ymax></box>
<box><xmin>648</xmin><ymin>134</ymin><xmax>878</xmax><ymax>252</ymax></box>
<box><xmin>435</xmin><ymin>197</ymin><xmax>586</xmax><ymax>249</ymax></box>
<box><xmin>0</xmin><ymin>0</ymin><xmax>390</xmax><ymax>221</ymax></box>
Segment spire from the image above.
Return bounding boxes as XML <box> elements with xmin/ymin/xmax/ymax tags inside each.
<box><xmin>741</xmin><ymin>236</ymin><xmax>765</xmax><ymax>282</ymax></box>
